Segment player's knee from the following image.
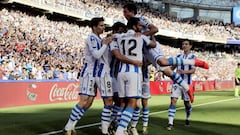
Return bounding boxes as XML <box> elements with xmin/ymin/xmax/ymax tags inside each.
<box><xmin>79</xmin><ymin>97</ymin><xmax>92</xmax><ymax>108</ymax></box>
<box><xmin>78</xmin><ymin>100</ymin><xmax>87</xmax><ymax>108</ymax></box>
<box><xmin>157</xmin><ymin>58</ymin><xmax>168</xmax><ymax>66</ymax></box>
<box><xmin>170</xmin><ymin>98</ymin><xmax>177</xmax><ymax>105</ymax></box>
<box><xmin>163</xmin><ymin>68</ymin><xmax>173</xmax><ymax>77</ymax></box>
<box><xmin>103</xmin><ymin>97</ymin><xmax>113</xmax><ymax>106</ymax></box>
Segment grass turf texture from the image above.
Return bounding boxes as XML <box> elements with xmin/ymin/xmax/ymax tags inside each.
<box><xmin>0</xmin><ymin>90</ymin><xmax>239</xmax><ymax>135</ymax></box>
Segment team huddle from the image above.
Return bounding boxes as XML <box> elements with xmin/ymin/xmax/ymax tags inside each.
<box><xmin>63</xmin><ymin>3</ymin><xmax>209</xmax><ymax>135</ymax></box>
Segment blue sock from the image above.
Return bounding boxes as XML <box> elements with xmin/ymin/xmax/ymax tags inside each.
<box><xmin>168</xmin><ymin>105</ymin><xmax>176</xmax><ymax>125</ymax></box>
<box><xmin>142</xmin><ymin>107</ymin><xmax>149</xmax><ymax>127</ymax></box>
<box><xmin>70</xmin><ymin>104</ymin><xmax>86</xmax><ymax>122</ymax></box>
<box><xmin>131</xmin><ymin>106</ymin><xmax>140</xmax><ymax>128</ymax></box>
<box><xmin>118</xmin><ymin>107</ymin><xmax>134</xmax><ymax>131</ymax></box>
<box><xmin>167</xmin><ymin>58</ymin><xmax>185</xmax><ymax>66</ymax></box>
<box><xmin>185</xmin><ymin>105</ymin><xmax>192</xmax><ymax>120</ymax></box>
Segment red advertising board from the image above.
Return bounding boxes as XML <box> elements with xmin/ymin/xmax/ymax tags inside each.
<box><xmin>149</xmin><ymin>80</ymin><xmax>234</xmax><ymax>95</ymax></box>
<box><xmin>0</xmin><ymin>81</ymin><xmax>80</xmax><ymax>108</ymax></box>
<box><xmin>0</xmin><ymin>80</ymin><xmax>234</xmax><ymax>108</ymax></box>
<box><xmin>149</xmin><ymin>81</ymin><xmax>172</xmax><ymax>95</ymax></box>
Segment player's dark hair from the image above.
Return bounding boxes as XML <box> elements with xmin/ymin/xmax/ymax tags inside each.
<box><xmin>182</xmin><ymin>39</ymin><xmax>193</xmax><ymax>46</ymax></box>
<box><xmin>112</xmin><ymin>22</ymin><xmax>126</xmax><ymax>33</ymax></box>
<box><xmin>127</xmin><ymin>17</ymin><xmax>140</xmax><ymax>29</ymax></box>
<box><xmin>123</xmin><ymin>3</ymin><xmax>137</xmax><ymax>15</ymax></box>
<box><xmin>90</xmin><ymin>17</ymin><xmax>104</xmax><ymax>29</ymax></box>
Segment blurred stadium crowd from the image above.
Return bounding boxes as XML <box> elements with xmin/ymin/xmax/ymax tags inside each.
<box><xmin>0</xmin><ymin>0</ymin><xmax>239</xmax><ymax>81</ymax></box>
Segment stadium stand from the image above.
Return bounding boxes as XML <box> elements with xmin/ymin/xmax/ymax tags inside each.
<box><xmin>0</xmin><ymin>0</ymin><xmax>239</xmax><ymax>81</ymax></box>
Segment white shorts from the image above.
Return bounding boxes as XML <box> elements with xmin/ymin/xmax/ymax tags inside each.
<box><xmin>112</xmin><ymin>77</ymin><xmax>119</xmax><ymax>94</ymax></box>
<box><xmin>144</xmin><ymin>42</ymin><xmax>164</xmax><ymax>67</ymax></box>
<box><xmin>96</xmin><ymin>72</ymin><xmax>113</xmax><ymax>98</ymax></box>
<box><xmin>79</xmin><ymin>73</ymin><xmax>97</xmax><ymax>97</ymax></box>
<box><xmin>170</xmin><ymin>84</ymin><xmax>190</xmax><ymax>101</ymax></box>
<box><xmin>117</xmin><ymin>72</ymin><xmax>142</xmax><ymax>98</ymax></box>
<box><xmin>142</xmin><ymin>80</ymin><xmax>151</xmax><ymax>99</ymax></box>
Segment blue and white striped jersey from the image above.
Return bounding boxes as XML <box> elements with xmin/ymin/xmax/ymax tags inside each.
<box><xmin>116</xmin><ymin>30</ymin><xmax>151</xmax><ymax>73</ymax></box>
<box><xmin>81</xmin><ymin>33</ymin><xmax>108</xmax><ymax>77</ymax></box>
<box><xmin>176</xmin><ymin>53</ymin><xmax>196</xmax><ymax>84</ymax></box>
<box><xmin>135</xmin><ymin>15</ymin><xmax>151</xmax><ymax>33</ymax></box>
<box><xmin>135</xmin><ymin>15</ymin><xmax>165</xmax><ymax>69</ymax></box>
<box><xmin>143</xmin><ymin>42</ymin><xmax>164</xmax><ymax>68</ymax></box>
<box><xmin>109</xmin><ymin>37</ymin><xmax>120</xmax><ymax>78</ymax></box>
<box><xmin>97</xmin><ymin>43</ymin><xmax>112</xmax><ymax>77</ymax></box>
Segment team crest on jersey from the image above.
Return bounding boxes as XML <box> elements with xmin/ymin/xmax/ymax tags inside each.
<box><xmin>91</xmin><ymin>39</ymin><xmax>97</xmax><ymax>46</ymax></box>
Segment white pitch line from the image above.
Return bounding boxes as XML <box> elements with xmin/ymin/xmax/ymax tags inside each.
<box><xmin>39</xmin><ymin>122</ymin><xmax>101</xmax><ymax>135</ymax></box>
<box><xmin>39</xmin><ymin>97</ymin><xmax>239</xmax><ymax>135</ymax></box>
<box><xmin>149</xmin><ymin>97</ymin><xmax>239</xmax><ymax>116</ymax></box>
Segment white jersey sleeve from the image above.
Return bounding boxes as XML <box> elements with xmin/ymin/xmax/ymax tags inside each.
<box><xmin>87</xmin><ymin>34</ymin><xmax>107</xmax><ymax>59</ymax></box>
<box><xmin>109</xmin><ymin>34</ymin><xmax>121</xmax><ymax>51</ymax></box>
<box><xmin>135</xmin><ymin>15</ymin><xmax>151</xmax><ymax>32</ymax></box>
<box><xmin>137</xmin><ymin>15</ymin><xmax>151</xmax><ymax>28</ymax></box>
<box><xmin>141</xmin><ymin>35</ymin><xmax>151</xmax><ymax>46</ymax></box>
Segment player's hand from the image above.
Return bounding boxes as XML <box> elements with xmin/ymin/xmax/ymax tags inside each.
<box><xmin>177</xmin><ymin>69</ymin><xmax>184</xmax><ymax>74</ymax></box>
<box><xmin>102</xmin><ymin>36</ymin><xmax>113</xmax><ymax>45</ymax></box>
<box><xmin>132</xmin><ymin>60</ymin><xmax>142</xmax><ymax>67</ymax></box>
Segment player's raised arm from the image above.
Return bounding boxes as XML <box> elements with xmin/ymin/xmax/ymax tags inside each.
<box><xmin>142</xmin><ymin>19</ymin><xmax>158</xmax><ymax>36</ymax></box>
<box><xmin>142</xmin><ymin>35</ymin><xmax>156</xmax><ymax>48</ymax></box>
<box><xmin>123</xmin><ymin>3</ymin><xmax>158</xmax><ymax>36</ymax></box>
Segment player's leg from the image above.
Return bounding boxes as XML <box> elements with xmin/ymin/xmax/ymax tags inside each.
<box><xmin>130</xmin><ymin>100</ymin><xmax>140</xmax><ymax>135</ymax></box>
<box><xmin>109</xmin><ymin>91</ymin><xmax>120</xmax><ymax>135</ymax></box>
<box><xmin>160</xmin><ymin>67</ymin><xmax>189</xmax><ymax>91</ymax></box>
<box><xmin>235</xmin><ymin>78</ymin><xmax>240</xmax><ymax>97</ymax></box>
<box><xmin>101</xmin><ymin>97</ymin><xmax>114</xmax><ymax>135</ymax></box>
<box><xmin>64</xmin><ymin>74</ymin><xmax>96</xmax><ymax>134</ymax></box>
<box><xmin>112</xmin><ymin>77</ymin><xmax>121</xmax><ymax>123</ymax></box>
<box><xmin>116</xmin><ymin>72</ymin><xmax>142</xmax><ymax>135</ymax></box>
<box><xmin>141</xmin><ymin>80</ymin><xmax>151</xmax><ymax>135</ymax></box>
<box><xmin>141</xmin><ymin>98</ymin><xmax>149</xmax><ymax>135</ymax></box>
<box><xmin>182</xmin><ymin>87</ymin><xmax>193</xmax><ymax>126</ymax></box>
<box><xmin>96</xmin><ymin>73</ymin><xmax>114</xmax><ymax>135</ymax></box>
<box><xmin>158</xmin><ymin>57</ymin><xmax>209</xmax><ymax>69</ymax></box>
<box><xmin>184</xmin><ymin>101</ymin><xmax>192</xmax><ymax>126</ymax></box>
<box><xmin>167</xmin><ymin>84</ymin><xmax>180</xmax><ymax>131</ymax></box>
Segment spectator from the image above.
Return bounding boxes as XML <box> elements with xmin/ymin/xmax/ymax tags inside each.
<box><xmin>235</xmin><ymin>63</ymin><xmax>240</xmax><ymax>97</ymax></box>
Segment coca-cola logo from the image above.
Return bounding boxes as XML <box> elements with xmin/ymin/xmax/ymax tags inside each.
<box><xmin>49</xmin><ymin>83</ymin><xmax>79</xmax><ymax>102</ymax></box>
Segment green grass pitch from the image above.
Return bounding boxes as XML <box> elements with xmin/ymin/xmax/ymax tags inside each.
<box><xmin>0</xmin><ymin>90</ymin><xmax>239</xmax><ymax>135</ymax></box>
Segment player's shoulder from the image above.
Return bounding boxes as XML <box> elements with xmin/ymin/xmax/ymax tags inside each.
<box><xmin>88</xmin><ymin>33</ymin><xmax>98</xmax><ymax>41</ymax></box>
<box><xmin>140</xmin><ymin>34</ymin><xmax>148</xmax><ymax>39</ymax></box>
<box><xmin>135</xmin><ymin>15</ymin><xmax>146</xmax><ymax>20</ymax></box>
<box><xmin>176</xmin><ymin>54</ymin><xmax>182</xmax><ymax>58</ymax></box>
<box><xmin>113</xmin><ymin>33</ymin><xmax>122</xmax><ymax>39</ymax></box>
<box><xmin>135</xmin><ymin>15</ymin><xmax>150</xmax><ymax>24</ymax></box>
<box><xmin>189</xmin><ymin>53</ymin><xmax>197</xmax><ymax>59</ymax></box>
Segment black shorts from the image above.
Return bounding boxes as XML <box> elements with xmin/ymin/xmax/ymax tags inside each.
<box><xmin>235</xmin><ymin>78</ymin><xmax>240</xmax><ymax>85</ymax></box>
